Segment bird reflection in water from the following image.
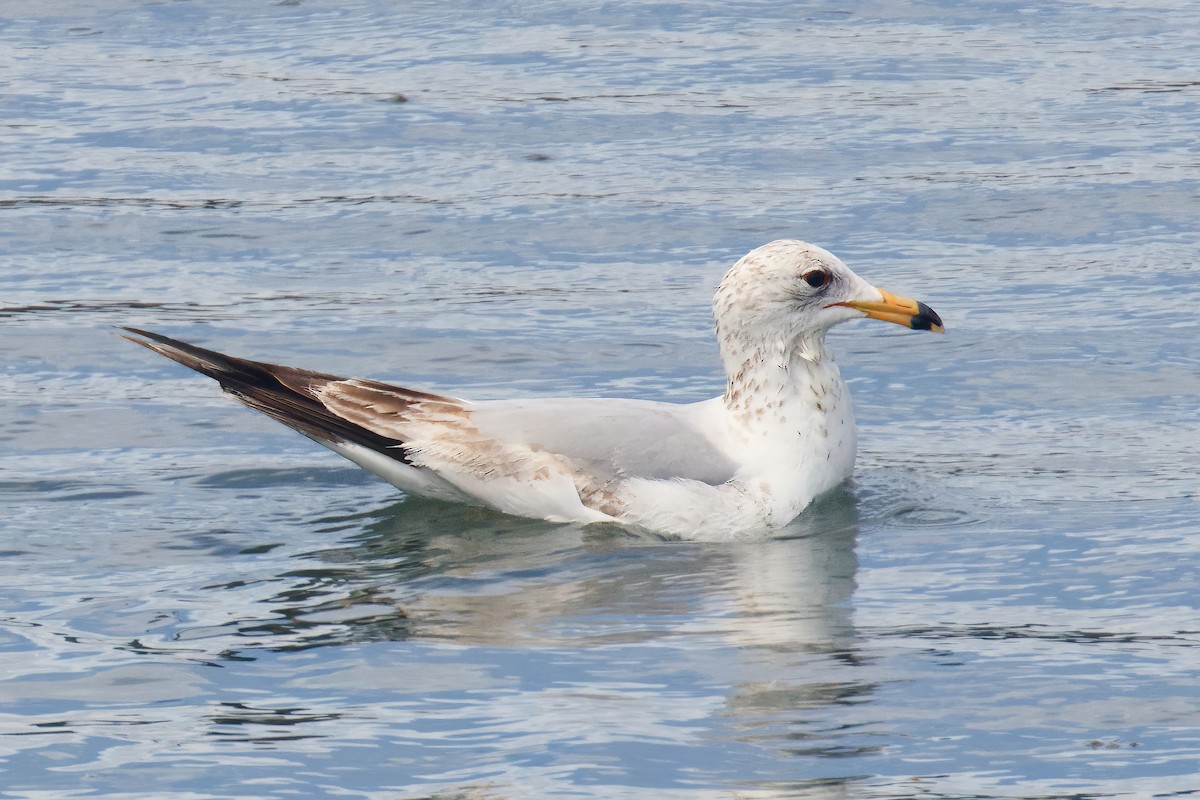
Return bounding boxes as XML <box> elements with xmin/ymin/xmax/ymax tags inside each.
<box><xmin>190</xmin><ymin>489</ymin><xmax>876</xmax><ymax>780</ymax></box>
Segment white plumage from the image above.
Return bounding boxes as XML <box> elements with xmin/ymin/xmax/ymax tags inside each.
<box><xmin>125</xmin><ymin>240</ymin><xmax>943</xmax><ymax>541</ymax></box>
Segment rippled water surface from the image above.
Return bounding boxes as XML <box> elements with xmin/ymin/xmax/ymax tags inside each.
<box><xmin>3</xmin><ymin>1</ymin><xmax>1199</xmax><ymax>798</ymax></box>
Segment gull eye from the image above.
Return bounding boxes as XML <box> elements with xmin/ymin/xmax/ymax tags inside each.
<box><xmin>802</xmin><ymin>269</ymin><xmax>830</xmax><ymax>289</ymax></box>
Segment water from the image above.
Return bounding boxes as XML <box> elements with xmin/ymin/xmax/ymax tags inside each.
<box><xmin>2</xmin><ymin>1</ymin><xmax>1199</xmax><ymax>797</ymax></box>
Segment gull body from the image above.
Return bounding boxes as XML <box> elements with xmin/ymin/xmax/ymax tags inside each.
<box><xmin>125</xmin><ymin>240</ymin><xmax>942</xmax><ymax>541</ymax></box>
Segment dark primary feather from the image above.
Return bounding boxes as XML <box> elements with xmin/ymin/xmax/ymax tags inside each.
<box><xmin>120</xmin><ymin>327</ymin><xmax>414</xmax><ymax>462</ymax></box>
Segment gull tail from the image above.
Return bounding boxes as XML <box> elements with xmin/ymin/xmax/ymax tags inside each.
<box><xmin>120</xmin><ymin>327</ymin><xmax>411</xmax><ymax>461</ymax></box>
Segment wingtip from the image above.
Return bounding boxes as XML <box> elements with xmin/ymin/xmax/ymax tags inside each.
<box><xmin>118</xmin><ymin>326</ymin><xmax>171</xmax><ymax>353</ymax></box>
<box><xmin>119</xmin><ymin>326</ymin><xmax>167</xmax><ymax>342</ymax></box>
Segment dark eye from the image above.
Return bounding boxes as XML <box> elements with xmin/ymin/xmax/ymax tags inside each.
<box><xmin>802</xmin><ymin>269</ymin><xmax>830</xmax><ymax>288</ymax></box>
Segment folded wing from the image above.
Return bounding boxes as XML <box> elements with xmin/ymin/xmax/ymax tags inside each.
<box><xmin>121</xmin><ymin>329</ymin><xmax>735</xmax><ymax>523</ymax></box>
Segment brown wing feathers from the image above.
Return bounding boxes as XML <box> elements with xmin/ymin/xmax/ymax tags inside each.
<box><xmin>121</xmin><ymin>327</ymin><xmax>416</xmax><ymax>462</ymax></box>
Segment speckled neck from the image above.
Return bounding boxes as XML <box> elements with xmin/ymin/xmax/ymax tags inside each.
<box><xmin>720</xmin><ymin>331</ymin><xmax>840</xmax><ymax>430</ymax></box>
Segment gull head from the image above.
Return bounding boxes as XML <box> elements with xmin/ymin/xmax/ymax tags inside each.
<box><xmin>713</xmin><ymin>240</ymin><xmax>943</xmax><ymax>358</ymax></box>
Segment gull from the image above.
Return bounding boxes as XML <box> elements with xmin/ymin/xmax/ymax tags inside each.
<box><xmin>123</xmin><ymin>240</ymin><xmax>942</xmax><ymax>541</ymax></box>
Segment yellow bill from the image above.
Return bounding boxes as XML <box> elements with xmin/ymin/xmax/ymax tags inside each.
<box><xmin>834</xmin><ymin>288</ymin><xmax>944</xmax><ymax>333</ymax></box>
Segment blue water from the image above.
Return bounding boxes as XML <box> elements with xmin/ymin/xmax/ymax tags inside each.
<box><xmin>2</xmin><ymin>1</ymin><xmax>1199</xmax><ymax>797</ymax></box>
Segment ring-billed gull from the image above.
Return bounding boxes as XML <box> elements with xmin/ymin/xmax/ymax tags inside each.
<box><xmin>124</xmin><ymin>240</ymin><xmax>942</xmax><ymax>540</ymax></box>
